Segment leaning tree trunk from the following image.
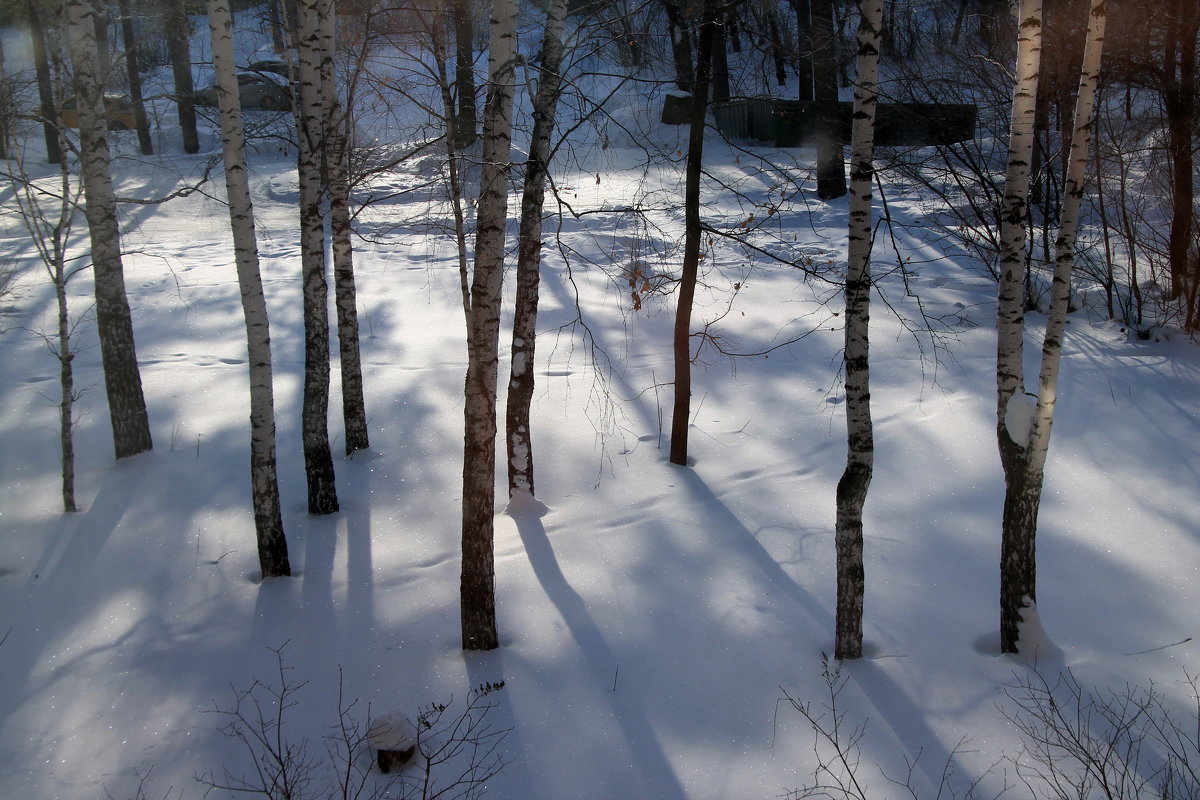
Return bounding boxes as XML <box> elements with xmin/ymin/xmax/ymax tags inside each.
<box><xmin>319</xmin><ymin>0</ymin><xmax>370</xmax><ymax>456</ymax></box>
<box><xmin>118</xmin><ymin>0</ymin><xmax>152</xmax><ymax>155</ymax></box>
<box><xmin>461</xmin><ymin>0</ymin><xmax>518</xmax><ymax>651</ymax></box>
<box><xmin>996</xmin><ymin>0</ymin><xmax>1044</xmax><ymax>655</ymax></box>
<box><xmin>164</xmin><ymin>0</ymin><xmax>198</xmax><ymax>154</ymax></box>
<box><xmin>811</xmin><ymin>0</ymin><xmax>846</xmax><ymax>200</ymax></box>
<box><xmin>63</xmin><ymin>0</ymin><xmax>153</xmax><ymax>461</ymax></box>
<box><xmin>669</xmin><ymin>0</ymin><xmax>720</xmax><ymax>468</ymax></box>
<box><xmin>208</xmin><ymin>0</ymin><xmax>292</xmax><ymax>578</ymax></box>
<box><xmin>296</xmin><ymin>0</ymin><xmax>339</xmax><ymax>514</ymax></box>
<box><xmin>505</xmin><ymin>0</ymin><xmax>569</xmax><ymax>502</ymax></box>
<box><xmin>834</xmin><ymin>0</ymin><xmax>882</xmax><ymax>663</ymax></box>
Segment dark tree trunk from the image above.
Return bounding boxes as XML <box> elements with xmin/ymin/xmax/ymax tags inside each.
<box><xmin>29</xmin><ymin>0</ymin><xmax>61</xmax><ymax>164</ymax></box>
<box><xmin>119</xmin><ymin>0</ymin><xmax>153</xmax><ymax>155</ymax></box>
<box><xmin>452</xmin><ymin>0</ymin><xmax>477</xmax><ymax>147</ymax></box>
<box><xmin>1165</xmin><ymin>0</ymin><xmax>1197</xmax><ymax>309</ymax></box>
<box><xmin>0</xmin><ymin>35</ymin><xmax>7</xmax><ymax>160</ymax></box>
<box><xmin>662</xmin><ymin>0</ymin><xmax>694</xmax><ymax>93</ymax></box>
<box><xmin>788</xmin><ymin>0</ymin><xmax>814</xmax><ymax>101</ymax></box>
<box><xmin>999</xmin><ymin>454</ymin><xmax>1041</xmax><ymax>653</ymax></box>
<box><xmin>712</xmin><ymin>15</ymin><xmax>730</xmax><ymax>102</ymax></box>
<box><xmin>811</xmin><ymin>0</ymin><xmax>845</xmax><ymax>199</ymax></box>
<box><xmin>669</xmin><ymin>0</ymin><xmax>719</xmax><ymax>468</ymax></box>
<box><xmin>767</xmin><ymin>9</ymin><xmax>788</xmax><ymax>87</ymax></box>
<box><xmin>165</xmin><ymin>0</ymin><xmax>199</xmax><ymax>154</ymax></box>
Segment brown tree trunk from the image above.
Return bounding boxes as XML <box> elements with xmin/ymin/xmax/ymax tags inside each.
<box><xmin>811</xmin><ymin>0</ymin><xmax>845</xmax><ymax>199</ymax></box>
<box><xmin>669</xmin><ymin>0</ymin><xmax>719</xmax><ymax>467</ymax></box>
<box><xmin>28</xmin><ymin>0</ymin><xmax>60</xmax><ymax>164</ymax></box>
<box><xmin>453</xmin><ymin>0</ymin><xmax>477</xmax><ymax>147</ymax></box>
<box><xmin>789</xmin><ymin>0</ymin><xmax>814</xmax><ymax>101</ymax></box>
<box><xmin>119</xmin><ymin>0</ymin><xmax>153</xmax><ymax>155</ymax></box>
<box><xmin>164</xmin><ymin>0</ymin><xmax>199</xmax><ymax>154</ymax></box>
<box><xmin>662</xmin><ymin>0</ymin><xmax>694</xmax><ymax>93</ymax></box>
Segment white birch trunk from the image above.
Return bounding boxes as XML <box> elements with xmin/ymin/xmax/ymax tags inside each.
<box><xmin>834</xmin><ymin>0</ymin><xmax>882</xmax><ymax>662</ymax></box>
<box><xmin>1026</xmin><ymin>0</ymin><xmax>1108</xmax><ymax>472</ymax></box>
<box><xmin>997</xmin><ymin>0</ymin><xmax>1107</xmax><ymax>653</ymax></box>
<box><xmin>996</xmin><ymin>0</ymin><xmax>1044</xmax><ymax>654</ymax></box>
<box><xmin>296</xmin><ymin>0</ymin><xmax>339</xmax><ymax>514</ymax></box>
<box><xmin>461</xmin><ymin>0</ymin><xmax>519</xmax><ymax>651</ymax></box>
<box><xmin>208</xmin><ymin>0</ymin><xmax>291</xmax><ymax>578</ymax></box>
<box><xmin>505</xmin><ymin>0</ymin><xmax>569</xmax><ymax>502</ymax></box>
<box><xmin>320</xmin><ymin>0</ymin><xmax>370</xmax><ymax>456</ymax></box>
<box><xmin>63</xmin><ymin>0</ymin><xmax>153</xmax><ymax>460</ymax></box>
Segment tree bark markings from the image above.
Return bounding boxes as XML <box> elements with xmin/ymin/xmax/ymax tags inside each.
<box><xmin>296</xmin><ymin>0</ymin><xmax>338</xmax><ymax>514</ymax></box>
<box><xmin>996</xmin><ymin>0</ymin><xmax>1107</xmax><ymax>653</ymax></box>
<box><xmin>505</xmin><ymin>0</ymin><xmax>569</xmax><ymax>501</ymax></box>
<box><xmin>64</xmin><ymin>0</ymin><xmax>153</xmax><ymax>461</ymax></box>
<box><xmin>320</xmin><ymin>0</ymin><xmax>370</xmax><ymax>457</ymax></box>
<box><xmin>461</xmin><ymin>0</ymin><xmax>519</xmax><ymax>651</ymax></box>
<box><xmin>835</xmin><ymin>0</ymin><xmax>882</xmax><ymax>662</ymax></box>
<box><xmin>208</xmin><ymin>0</ymin><xmax>292</xmax><ymax>578</ymax></box>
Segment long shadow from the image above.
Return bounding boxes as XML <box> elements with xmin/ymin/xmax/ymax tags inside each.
<box><xmin>509</xmin><ymin>509</ymin><xmax>689</xmax><ymax>800</ymax></box>
<box><xmin>675</xmin><ymin>467</ymin><xmax>833</xmax><ymax>629</ymax></box>
<box><xmin>674</xmin><ymin>468</ymin><xmax>973</xmax><ymax>790</ymax></box>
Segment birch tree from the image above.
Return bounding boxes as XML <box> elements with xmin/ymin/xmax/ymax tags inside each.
<box><xmin>834</xmin><ymin>0</ymin><xmax>882</xmax><ymax>662</ymax></box>
<box><xmin>995</xmin><ymin>0</ymin><xmax>1044</xmax><ymax>655</ymax></box>
<box><xmin>296</xmin><ymin>0</ymin><xmax>339</xmax><ymax>514</ymax></box>
<box><xmin>504</xmin><ymin>0</ymin><xmax>569</xmax><ymax>502</ymax></box>
<box><xmin>207</xmin><ymin>0</ymin><xmax>292</xmax><ymax>578</ymax></box>
<box><xmin>7</xmin><ymin>118</ymin><xmax>83</xmax><ymax>511</ymax></box>
<box><xmin>319</xmin><ymin>0</ymin><xmax>370</xmax><ymax>456</ymax></box>
<box><xmin>996</xmin><ymin>0</ymin><xmax>1107</xmax><ymax>654</ymax></box>
<box><xmin>63</xmin><ymin>0</ymin><xmax>153</xmax><ymax>460</ymax></box>
<box><xmin>461</xmin><ymin>0</ymin><xmax>519</xmax><ymax>651</ymax></box>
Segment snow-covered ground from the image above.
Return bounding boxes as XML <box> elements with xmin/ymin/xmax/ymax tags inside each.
<box><xmin>1</xmin><ymin>8</ymin><xmax>1199</xmax><ymax>800</ymax></box>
